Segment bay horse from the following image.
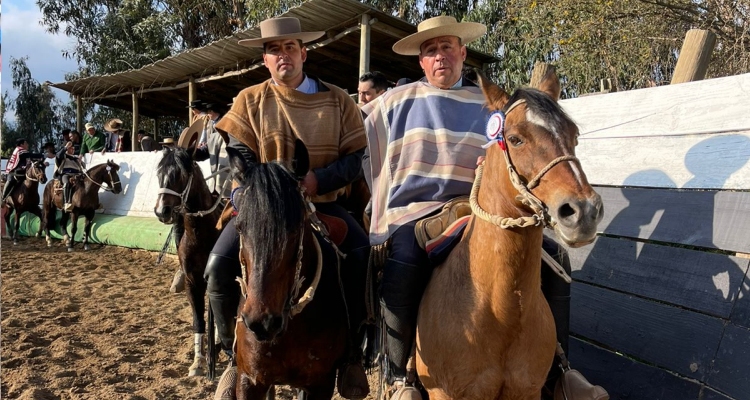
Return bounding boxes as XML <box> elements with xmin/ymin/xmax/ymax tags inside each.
<box><xmin>227</xmin><ymin>142</ymin><xmax>351</xmax><ymax>399</ymax></box>
<box><xmin>42</xmin><ymin>160</ymin><xmax>122</xmax><ymax>251</ymax></box>
<box><xmin>414</xmin><ymin>70</ymin><xmax>603</xmax><ymax>399</ymax></box>
<box><xmin>3</xmin><ymin>159</ymin><xmax>48</xmax><ymax>245</ymax></box>
<box><xmin>154</xmin><ymin>147</ymin><xmax>222</xmax><ymax>378</ymax></box>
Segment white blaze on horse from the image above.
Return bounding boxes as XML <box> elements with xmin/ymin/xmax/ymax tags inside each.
<box><xmin>415</xmin><ymin>70</ymin><xmax>603</xmax><ymax>400</ymax></box>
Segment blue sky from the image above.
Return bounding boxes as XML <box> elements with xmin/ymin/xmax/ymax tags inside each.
<box><xmin>2</xmin><ymin>0</ymin><xmax>80</xmax><ymax>120</ymax></box>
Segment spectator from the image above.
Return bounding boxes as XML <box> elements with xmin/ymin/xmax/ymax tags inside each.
<box><xmin>104</xmin><ymin>119</ymin><xmax>132</xmax><ymax>152</ymax></box>
<box><xmin>80</xmin><ymin>122</ymin><xmax>107</xmax><ymax>157</ymax></box>
<box><xmin>358</xmin><ymin>71</ymin><xmax>389</xmax><ymax>105</ymax></box>
<box><xmin>188</xmin><ymin>100</ymin><xmax>207</xmax><ymax>124</ymax></box>
<box><xmin>137</xmin><ymin>130</ymin><xmax>160</xmax><ymax>151</ymax></box>
<box><xmin>42</xmin><ymin>142</ymin><xmax>56</xmax><ymax>160</ymax></box>
<box><xmin>69</xmin><ymin>131</ymin><xmax>82</xmax><ymax>154</ymax></box>
<box><xmin>158</xmin><ymin>137</ymin><xmax>177</xmax><ymax>148</ymax></box>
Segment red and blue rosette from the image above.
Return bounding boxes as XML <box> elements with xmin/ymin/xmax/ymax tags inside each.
<box><xmin>482</xmin><ymin>110</ymin><xmax>506</xmax><ymax>150</ymax></box>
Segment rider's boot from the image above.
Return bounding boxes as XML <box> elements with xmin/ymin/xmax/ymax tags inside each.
<box><xmin>541</xmin><ymin>237</ymin><xmax>572</xmax><ymax>396</ymax></box>
<box><xmin>380</xmin><ymin>258</ymin><xmax>428</xmax><ymax>400</ymax></box>
<box><xmin>63</xmin><ymin>183</ymin><xmax>73</xmax><ymax>211</ymax></box>
<box><xmin>2</xmin><ymin>178</ymin><xmax>16</xmax><ymax>202</ymax></box>
<box><xmin>337</xmin><ymin>246</ymin><xmax>371</xmax><ymax>400</ymax></box>
<box><xmin>206</xmin><ymin>253</ymin><xmax>241</xmax><ymax>395</ymax></box>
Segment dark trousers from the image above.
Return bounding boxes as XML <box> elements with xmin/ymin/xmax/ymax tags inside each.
<box><xmin>2</xmin><ymin>172</ymin><xmax>24</xmax><ymax>200</ymax></box>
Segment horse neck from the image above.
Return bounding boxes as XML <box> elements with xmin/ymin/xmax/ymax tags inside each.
<box><xmin>468</xmin><ymin>152</ymin><xmax>545</xmax><ymax>296</ymax></box>
<box><xmin>182</xmin><ymin>169</ymin><xmax>215</xmax><ymax>219</ymax></box>
<box><xmin>23</xmin><ymin>174</ymin><xmax>38</xmax><ymax>188</ymax></box>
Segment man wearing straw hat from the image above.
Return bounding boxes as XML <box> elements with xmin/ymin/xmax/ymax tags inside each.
<box><xmin>364</xmin><ymin>16</ymin><xmax>574</xmax><ymax>400</ymax></box>
<box><xmin>210</xmin><ymin>16</ymin><xmax>371</xmax><ymax>399</ymax></box>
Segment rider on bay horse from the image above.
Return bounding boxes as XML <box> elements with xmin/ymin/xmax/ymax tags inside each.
<box><xmin>55</xmin><ymin>141</ymin><xmax>84</xmax><ymax>211</ymax></box>
<box><xmin>2</xmin><ymin>138</ymin><xmax>45</xmax><ymax>203</ymax></box>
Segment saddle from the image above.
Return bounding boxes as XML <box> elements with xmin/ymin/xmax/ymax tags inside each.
<box><xmin>314</xmin><ymin>212</ymin><xmax>347</xmax><ymax>247</ymax></box>
<box><xmin>414</xmin><ymin>196</ymin><xmax>472</xmax><ymax>264</ymax></box>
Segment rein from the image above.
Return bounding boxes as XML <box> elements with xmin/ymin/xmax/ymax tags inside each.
<box><xmin>157</xmin><ymin>166</ymin><xmax>230</xmax><ymax>217</ymax></box>
<box><xmin>82</xmin><ymin>166</ymin><xmax>118</xmax><ymax>192</ymax></box>
<box><xmin>469</xmin><ymin>98</ymin><xmax>576</xmax><ymax>282</ymax></box>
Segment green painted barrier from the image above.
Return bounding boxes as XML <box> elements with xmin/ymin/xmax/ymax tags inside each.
<box><xmin>6</xmin><ymin>210</ymin><xmax>175</xmax><ymax>253</ymax></box>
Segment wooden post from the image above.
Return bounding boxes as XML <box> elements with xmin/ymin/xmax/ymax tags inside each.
<box><xmin>671</xmin><ymin>29</ymin><xmax>716</xmax><ymax>84</ymax></box>
<box><xmin>132</xmin><ymin>91</ymin><xmax>139</xmax><ymax>151</ymax></box>
<box><xmin>153</xmin><ymin>117</ymin><xmax>159</xmax><ymax>140</ymax></box>
<box><xmin>530</xmin><ymin>62</ymin><xmax>554</xmax><ymax>88</ymax></box>
<box><xmin>75</xmin><ymin>95</ymin><xmax>83</xmax><ymax>133</ymax></box>
<box><xmin>188</xmin><ymin>77</ymin><xmax>197</xmax><ymax>123</ymax></box>
<box><xmin>359</xmin><ymin>14</ymin><xmax>371</xmax><ymax>79</ymax></box>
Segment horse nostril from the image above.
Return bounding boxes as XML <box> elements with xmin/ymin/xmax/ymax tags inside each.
<box><xmin>557</xmin><ymin>203</ymin><xmax>577</xmax><ymax>221</ymax></box>
<box><xmin>245</xmin><ymin>313</ymin><xmax>283</xmax><ymax>341</ymax></box>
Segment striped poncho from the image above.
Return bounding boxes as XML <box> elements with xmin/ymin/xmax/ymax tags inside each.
<box><xmin>364</xmin><ymin>81</ymin><xmax>490</xmax><ymax>245</ymax></box>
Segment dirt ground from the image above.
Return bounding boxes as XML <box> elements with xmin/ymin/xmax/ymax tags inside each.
<box><xmin>1</xmin><ymin>237</ymin><xmax>380</xmax><ymax>400</ymax></box>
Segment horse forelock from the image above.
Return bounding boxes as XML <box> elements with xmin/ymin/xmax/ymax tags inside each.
<box><xmin>509</xmin><ymin>88</ymin><xmax>572</xmax><ymax>142</ymax></box>
<box><xmin>157</xmin><ymin>148</ymin><xmax>193</xmax><ymax>188</ymax></box>
<box><xmin>235</xmin><ymin>162</ymin><xmax>306</xmax><ymax>279</ymax></box>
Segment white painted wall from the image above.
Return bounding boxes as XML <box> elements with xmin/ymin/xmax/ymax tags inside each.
<box><xmin>560</xmin><ymin>73</ymin><xmax>750</xmax><ymax>189</ymax></box>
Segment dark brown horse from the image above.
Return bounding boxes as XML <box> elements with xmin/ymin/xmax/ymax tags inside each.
<box><xmin>414</xmin><ymin>71</ymin><xmax>603</xmax><ymax>399</ymax></box>
<box><xmin>154</xmin><ymin>147</ymin><xmax>222</xmax><ymax>377</ymax></box>
<box><xmin>3</xmin><ymin>160</ymin><xmax>48</xmax><ymax>245</ymax></box>
<box><xmin>42</xmin><ymin>160</ymin><xmax>122</xmax><ymax>251</ymax></box>
<box><xmin>227</xmin><ymin>143</ymin><xmax>351</xmax><ymax>399</ymax></box>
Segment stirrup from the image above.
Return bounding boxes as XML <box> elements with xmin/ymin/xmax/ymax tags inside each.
<box><xmin>337</xmin><ymin>361</ymin><xmax>369</xmax><ymax>399</ymax></box>
<box><xmin>213</xmin><ymin>365</ymin><xmax>237</xmax><ymax>400</ymax></box>
<box><xmin>63</xmin><ymin>203</ymin><xmax>73</xmax><ymax>212</ymax></box>
<box><xmin>170</xmin><ymin>268</ymin><xmax>186</xmax><ymax>293</ymax></box>
<box><xmin>388</xmin><ymin>379</ymin><xmax>422</xmax><ymax>400</ymax></box>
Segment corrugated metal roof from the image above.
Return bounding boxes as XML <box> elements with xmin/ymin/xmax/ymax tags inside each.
<box><xmin>50</xmin><ymin>0</ymin><xmax>497</xmax><ymax>119</ymax></box>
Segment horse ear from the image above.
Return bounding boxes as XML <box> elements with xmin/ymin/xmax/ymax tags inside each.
<box><xmin>475</xmin><ymin>68</ymin><xmax>510</xmax><ymax>111</ymax></box>
<box><xmin>291</xmin><ymin>139</ymin><xmax>310</xmax><ymax>180</ymax></box>
<box><xmin>227</xmin><ymin>146</ymin><xmax>251</xmax><ymax>181</ymax></box>
<box><xmin>535</xmin><ymin>65</ymin><xmax>561</xmax><ymax>101</ymax></box>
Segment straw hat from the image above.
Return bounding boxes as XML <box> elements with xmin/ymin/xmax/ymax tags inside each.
<box><xmin>84</xmin><ymin>122</ymin><xmax>95</xmax><ymax>130</ymax></box>
<box><xmin>239</xmin><ymin>17</ymin><xmax>324</xmax><ymax>48</ymax></box>
<box><xmin>177</xmin><ymin>119</ymin><xmax>204</xmax><ymax>149</ymax></box>
<box><xmin>159</xmin><ymin>137</ymin><xmax>176</xmax><ymax>146</ymax></box>
<box><xmin>104</xmin><ymin>118</ymin><xmax>124</xmax><ymax>132</ymax></box>
<box><xmin>392</xmin><ymin>16</ymin><xmax>486</xmax><ymax>56</ymax></box>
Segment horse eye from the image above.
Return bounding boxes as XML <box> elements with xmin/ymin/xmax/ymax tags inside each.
<box><xmin>507</xmin><ymin>136</ymin><xmax>523</xmax><ymax>147</ymax></box>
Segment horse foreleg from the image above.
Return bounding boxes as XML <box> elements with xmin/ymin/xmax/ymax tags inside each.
<box><xmin>301</xmin><ymin>370</ymin><xmax>336</xmax><ymax>400</ymax></box>
<box><xmin>32</xmin><ymin>206</ymin><xmax>44</xmax><ymax>238</ymax></box>
<box><xmin>12</xmin><ymin>209</ymin><xmax>20</xmax><ymax>245</ymax></box>
<box><xmin>43</xmin><ymin>202</ymin><xmax>55</xmax><ymax>246</ymax></box>
<box><xmin>187</xmin><ymin>273</ymin><xmax>208</xmax><ymax>377</ymax></box>
<box><xmin>60</xmin><ymin>210</ymin><xmax>70</xmax><ymax>246</ymax></box>
<box><xmin>4</xmin><ymin>206</ymin><xmax>13</xmax><ymax>241</ymax></box>
<box><xmin>67</xmin><ymin>212</ymin><xmax>79</xmax><ymax>252</ymax></box>
<box><xmin>82</xmin><ymin>209</ymin><xmax>96</xmax><ymax>251</ymax></box>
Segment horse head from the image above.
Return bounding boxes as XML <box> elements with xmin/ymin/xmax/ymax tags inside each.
<box><xmin>105</xmin><ymin>160</ymin><xmax>123</xmax><ymax>194</ymax></box>
<box><xmin>154</xmin><ymin>147</ymin><xmax>196</xmax><ymax>224</ymax></box>
<box><xmin>476</xmin><ymin>68</ymin><xmax>603</xmax><ymax>247</ymax></box>
<box><xmin>28</xmin><ymin>160</ymin><xmax>48</xmax><ymax>184</ymax></box>
<box><xmin>228</xmin><ymin>140</ymin><xmax>310</xmax><ymax>342</ymax></box>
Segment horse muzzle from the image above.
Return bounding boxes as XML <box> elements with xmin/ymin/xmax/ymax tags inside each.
<box><xmin>242</xmin><ymin>311</ymin><xmax>285</xmax><ymax>342</ymax></box>
<box><xmin>550</xmin><ymin>192</ymin><xmax>604</xmax><ymax>248</ymax></box>
<box><xmin>154</xmin><ymin>205</ymin><xmax>176</xmax><ymax>224</ymax></box>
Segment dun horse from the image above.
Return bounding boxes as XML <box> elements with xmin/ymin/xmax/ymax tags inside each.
<box><xmin>414</xmin><ymin>71</ymin><xmax>603</xmax><ymax>399</ymax></box>
<box><xmin>3</xmin><ymin>160</ymin><xmax>48</xmax><ymax>244</ymax></box>
<box><xmin>154</xmin><ymin>147</ymin><xmax>222</xmax><ymax>377</ymax></box>
<box><xmin>227</xmin><ymin>143</ymin><xmax>352</xmax><ymax>399</ymax></box>
<box><xmin>42</xmin><ymin>160</ymin><xmax>122</xmax><ymax>251</ymax></box>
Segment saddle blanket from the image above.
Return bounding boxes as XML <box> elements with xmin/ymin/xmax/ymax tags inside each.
<box><xmin>424</xmin><ymin>215</ymin><xmax>471</xmax><ymax>265</ymax></box>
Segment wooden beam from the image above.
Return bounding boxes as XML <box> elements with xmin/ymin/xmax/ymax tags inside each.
<box><xmin>132</xmin><ymin>91</ymin><xmax>139</xmax><ymax>151</ymax></box>
<box><xmin>153</xmin><ymin>117</ymin><xmax>159</xmax><ymax>140</ymax></box>
<box><xmin>359</xmin><ymin>14</ymin><xmax>371</xmax><ymax>78</ymax></box>
<box><xmin>188</xmin><ymin>77</ymin><xmax>196</xmax><ymax>123</ymax></box>
<box><xmin>75</xmin><ymin>95</ymin><xmax>83</xmax><ymax>133</ymax></box>
<box><xmin>671</xmin><ymin>29</ymin><xmax>716</xmax><ymax>84</ymax></box>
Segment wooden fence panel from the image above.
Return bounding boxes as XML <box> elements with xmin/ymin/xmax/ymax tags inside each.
<box><xmin>566</xmin><ymin>236</ymin><xmax>750</xmax><ymax>318</ymax></box>
<box><xmin>706</xmin><ymin>323</ymin><xmax>750</xmax><ymax>399</ymax></box>
<box><xmin>571</xmin><ymin>283</ymin><xmax>724</xmax><ymax>380</ymax></box>
<box><xmin>593</xmin><ymin>187</ymin><xmax>750</xmax><ymax>253</ymax></box>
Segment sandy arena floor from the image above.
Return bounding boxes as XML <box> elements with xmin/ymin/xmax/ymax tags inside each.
<box><xmin>1</xmin><ymin>237</ymin><xmax>380</xmax><ymax>400</ymax></box>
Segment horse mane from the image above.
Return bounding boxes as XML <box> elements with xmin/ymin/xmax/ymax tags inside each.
<box><xmin>507</xmin><ymin>88</ymin><xmax>571</xmax><ymax>135</ymax></box>
<box><xmin>234</xmin><ymin>162</ymin><xmax>306</xmax><ymax>273</ymax></box>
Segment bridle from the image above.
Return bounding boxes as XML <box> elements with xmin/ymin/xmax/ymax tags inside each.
<box><xmin>470</xmin><ymin>99</ymin><xmax>580</xmax><ymax>230</ymax></box>
<box><xmin>83</xmin><ymin>165</ymin><xmax>120</xmax><ymax>192</ymax></box>
<box><xmin>25</xmin><ymin>162</ymin><xmax>46</xmax><ymax>182</ymax></box>
<box><xmin>156</xmin><ymin>164</ymin><xmax>229</xmax><ymax>217</ymax></box>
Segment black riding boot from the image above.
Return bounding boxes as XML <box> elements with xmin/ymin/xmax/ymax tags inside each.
<box><xmin>337</xmin><ymin>246</ymin><xmax>371</xmax><ymax>400</ymax></box>
<box><xmin>205</xmin><ymin>253</ymin><xmax>242</xmax><ymax>358</ymax></box>
<box><xmin>541</xmin><ymin>237</ymin><xmax>572</xmax><ymax>397</ymax></box>
<box><xmin>380</xmin><ymin>258</ymin><xmax>428</xmax><ymax>400</ymax></box>
<box><xmin>2</xmin><ymin>177</ymin><xmax>16</xmax><ymax>201</ymax></box>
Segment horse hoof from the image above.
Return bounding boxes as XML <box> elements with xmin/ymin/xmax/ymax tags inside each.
<box><xmin>67</xmin><ymin>247</ymin><xmax>74</xmax><ymax>253</ymax></box>
<box><xmin>84</xmin><ymin>245</ymin><xmax>90</xmax><ymax>251</ymax></box>
<box><xmin>13</xmin><ymin>241</ymin><xmax>18</xmax><ymax>246</ymax></box>
<box><xmin>188</xmin><ymin>367</ymin><xmax>205</xmax><ymax>377</ymax></box>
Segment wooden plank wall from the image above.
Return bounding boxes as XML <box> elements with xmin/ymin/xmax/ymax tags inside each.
<box><xmin>556</xmin><ymin>73</ymin><xmax>750</xmax><ymax>400</ymax></box>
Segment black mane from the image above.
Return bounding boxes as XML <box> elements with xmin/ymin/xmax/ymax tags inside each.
<box><xmin>234</xmin><ymin>162</ymin><xmax>306</xmax><ymax>273</ymax></box>
<box><xmin>507</xmin><ymin>88</ymin><xmax>571</xmax><ymax>135</ymax></box>
<box><xmin>157</xmin><ymin>148</ymin><xmax>195</xmax><ymax>184</ymax></box>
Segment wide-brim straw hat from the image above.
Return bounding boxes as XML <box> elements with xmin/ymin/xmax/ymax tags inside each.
<box><xmin>177</xmin><ymin>119</ymin><xmax>204</xmax><ymax>149</ymax></box>
<box><xmin>392</xmin><ymin>16</ymin><xmax>486</xmax><ymax>56</ymax></box>
<box><xmin>104</xmin><ymin>118</ymin><xmax>124</xmax><ymax>132</ymax></box>
<box><xmin>159</xmin><ymin>137</ymin><xmax>176</xmax><ymax>146</ymax></box>
<box><xmin>239</xmin><ymin>17</ymin><xmax>324</xmax><ymax>48</ymax></box>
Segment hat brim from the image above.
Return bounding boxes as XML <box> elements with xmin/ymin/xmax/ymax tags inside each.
<box><xmin>238</xmin><ymin>31</ymin><xmax>325</xmax><ymax>48</ymax></box>
<box><xmin>177</xmin><ymin>120</ymin><xmax>204</xmax><ymax>149</ymax></box>
<box><xmin>392</xmin><ymin>23</ymin><xmax>486</xmax><ymax>56</ymax></box>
